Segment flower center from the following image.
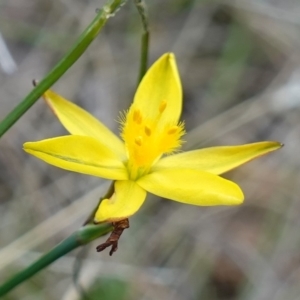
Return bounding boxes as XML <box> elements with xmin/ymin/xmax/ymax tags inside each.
<box><xmin>120</xmin><ymin>101</ymin><xmax>185</xmax><ymax>180</ymax></box>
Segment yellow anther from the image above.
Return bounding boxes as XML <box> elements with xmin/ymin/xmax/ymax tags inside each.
<box><xmin>133</xmin><ymin>109</ymin><xmax>142</xmax><ymax>124</ymax></box>
<box><xmin>167</xmin><ymin>126</ymin><xmax>178</xmax><ymax>135</ymax></box>
<box><xmin>135</xmin><ymin>136</ymin><xmax>143</xmax><ymax>146</ymax></box>
<box><xmin>159</xmin><ymin>100</ymin><xmax>167</xmax><ymax>113</ymax></box>
<box><xmin>144</xmin><ymin>126</ymin><xmax>151</xmax><ymax>136</ymax></box>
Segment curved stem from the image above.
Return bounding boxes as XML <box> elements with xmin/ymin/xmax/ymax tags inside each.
<box><xmin>0</xmin><ymin>0</ymin><xmax>127</xmax><ymax>138</ymax></box>
<box><xmin>0</xmin><ymin>223</ymin><xmax>113</xmax><ymax>297</ymax></box>
<box><xmin>134</xmin><ymin>0</ymin><xmax>150</xmax><ymax>84</ymax></box>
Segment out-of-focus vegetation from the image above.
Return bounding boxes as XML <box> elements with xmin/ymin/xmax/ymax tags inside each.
<box><xmin>0</xmin><ymin>0</ymin><xmax>299</xmax><ymax>299</ymax></box>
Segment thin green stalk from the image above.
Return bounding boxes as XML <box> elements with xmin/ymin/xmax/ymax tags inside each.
<box><xmin>139</xmin><ymin>31</ymin><xmax>149</xmax><ymax>82</ymax></box>
<box><xmin>0</xmin><ymin>223</ymin><xmax>113</xmax><ymax>297</ymax></box>
<box><xmin>0</xmin><ymin>0</ymin><xmax>127</xmax><ymax>138</ymax></box>
<box><xmin>134</xmin><ymin>0</ymin><xmax>149</xmax><ymax>84</ymax></box>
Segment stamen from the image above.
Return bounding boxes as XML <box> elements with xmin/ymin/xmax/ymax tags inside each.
<box><xmin>144</xmin><ymin>126</ymin><xmax>151</xmax><ymax>136</ymax></box>
<box><xmin>135</xmin><ymin>136</ymin><xmax>143</xmax><ymax>146</ymax></box>
<box><xmin>133</xmin><ymin>109</ymin><xmax>142</xmax><ymax>124</ymax></box>
<box><xmin>167</xmin><ymin>126</ymin><xmax>178</xmax><ymax>135</ymax></box>
<box><xmin>159</xmin><ymin>101</ymin><xmax>167</xmax><ymax>113</ymax></box>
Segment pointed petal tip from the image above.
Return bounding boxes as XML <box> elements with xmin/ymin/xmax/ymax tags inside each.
<box><xmin>168</xmin><ymin>53</ymin><xmax>176</xmax><ymax>64</ymax></box>
<box><xmin>159</xmin><ymin>52</ymin><xmax>176</xmax><ymax>65</ymax></box>
<box><xmin>166</xmin><ymin>52</ymin><xmax>175</xmax><ymax>59</ymax></box>
<box><xmin>226</xmin><ymin>183</ymin><xmax>244</xmax><ymax>206</ymax></box>
<box><xmin>269</xmin><ymin>141</ymin><xmax>284</xmax><ymax>150</ymax></box>
<box><xmin>233</xmin><ymin>193</ymin><xmax>244</xmax><ymax>205</ymax></box>
<box><xmin>278</xmin><ymin>142</ymin><xmax>284</xmax><ymax>148</ymax></box>
<box><xmin>162</xmin><ymin>52</ymin><xmax>174</xmax><ymax>57</ymax></box>
<box><xmin>23</xmin><ymin>142</ymin><xmax>31</xmax><ymax>150</ymax></box>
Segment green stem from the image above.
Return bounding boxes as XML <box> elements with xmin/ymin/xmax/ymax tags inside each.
<box><xmin>0</xmin><ymin>0</ymin><xmax>127</xmax><ymax>138</ymax></box>
<box><xmin>0</xmin><ymin>223</ymin><xmax>113</xmax><ymax>297</ymax></box>
<box><xmin>139</xmin><ymin>31</ymin><xmax>149</xmax><ymax>82</ymax></box>
<box><xmin>134</xmin><ymin>0</ymin><xmax>149</xmax><ymax>84</ymax></box>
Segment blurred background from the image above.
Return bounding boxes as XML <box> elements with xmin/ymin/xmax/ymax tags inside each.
<box><xmin>0</xmin><ymin>0</ymin><xmax>299</xmax><ymax>299</ymax></box>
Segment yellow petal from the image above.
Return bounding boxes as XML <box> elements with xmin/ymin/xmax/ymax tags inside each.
<box><xmin>137</xmin><ymin>168</ymin><xmax>244</xmax><ymax>206</ymax></box>
<box><xmin>154</xmin><ymin>141</ymin><xmax>283</xmax><ymax>175</ymax></box>
<box><xmin>94</xmin><ymin>180</ymin><xmax>146</xmax><ymax>223</ymax></box>
<box><xmin>133</xmin><ymin>53</ymin><xmax>182</xmax><ymax>124</ymax></box>
<box><xmin>23</xmin><ymin>135</ymin><xmax>128</xmax><ymax>180</ymax></box>
<box><xmin>43</xmin><ymin>90</ymin><xmax>125</xmax><ymax>159</ymax></box>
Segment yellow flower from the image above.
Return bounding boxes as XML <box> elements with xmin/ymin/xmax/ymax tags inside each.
<box><xmin>23</xmin><ymin>53</ymin><xmax>282</xmax><ymax>223</ymax></box>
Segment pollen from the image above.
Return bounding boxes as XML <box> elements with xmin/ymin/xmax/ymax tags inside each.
<box><xmin>144</xmin><ymin>126</ymin><xmax>151</xmax><ymax>136</ymax></box>
<box><xmin>159</xmin><ymin>100</ymin><xmax>167</xmax><ymax>113</ymax></box>
<box><xmin>120</xmin><ymin>102</ymin><xmax>185</xmax><ymax>180</ymax></box>
<box><xmin>133</xmin><ymin>109</ymin><xmax>142</xmax><ymax>124</ymax></box>
<box><xmin>135</xmin><ymin>136</ymin><xmax>143</xmax><ymax>146</ymax></box>
<box><xmin>167</xmin><ymin>126</ymin><xmax>178</xmax><ymax>135</ymax></box>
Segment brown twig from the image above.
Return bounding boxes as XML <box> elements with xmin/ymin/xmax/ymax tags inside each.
<box><xmin>96</xmin><ymin>219</ymin><xmax>129</xmax><ymax>256</ymax></box>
